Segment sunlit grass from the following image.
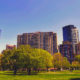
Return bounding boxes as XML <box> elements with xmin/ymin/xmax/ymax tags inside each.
<box><xmin>0</xmin><ymin>70</ymin><xmax>80</xmax><ymax>80</ymax></box>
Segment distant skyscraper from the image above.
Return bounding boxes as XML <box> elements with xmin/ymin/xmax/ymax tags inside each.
<box><xmin>63</xmin><ymin>25</ymin><xmax>79</xmax><ymax>44</ymax></box>
<box><xmin>63</xmin><ymin>25</ymin><xmax>79</xmax><ymax>53</ymax></box>
<box><xmin>17</xmin><ymin>32</ymin><xmax>58</xmax><ymax>55</ymax></box>
<box><xmin>59</xmin><ymin>25</ymin><xmax>79</xmax><ymax>62</ymax></box>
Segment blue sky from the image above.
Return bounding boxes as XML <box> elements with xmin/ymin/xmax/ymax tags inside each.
<box><xmin>0</xmin><ymin>0</ymin><xmax>80</xmax><ymax>52</ymax></box>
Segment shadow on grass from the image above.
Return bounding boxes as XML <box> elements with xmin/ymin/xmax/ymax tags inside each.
<box><xmin>71</xmin><ymin>78</ymin><xmax>80</xmax><ymax>80</ymax></box>
<box><xmin>0</xmin><ymin>71</ymin><xmax>38</xmax><ymax>75</ymax></box>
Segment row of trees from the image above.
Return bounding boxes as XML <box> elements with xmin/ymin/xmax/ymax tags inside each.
<box><xmin>1</xmin><ymin>45</ymin><xmax>53</xmax><ymax>75</ymax></box>
<box><xmin>0</xmin><ymin>45</ymin><xmax>80</xmax><ymax>75</ymax></box>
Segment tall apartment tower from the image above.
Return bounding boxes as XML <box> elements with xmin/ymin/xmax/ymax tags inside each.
<box><xmin>17</xmin><ymin>32</ymin><xmax>58</xmax><ymax>55</ymax></box>
<box><xmin>63</xmin><ymin>25</ymin><xmax>79</xmax><ymax>44</ymax></box>
<box><xmin>63</xmin><ymin>25</ymin><xmax>79</xmax><ymax>53</ymax></box>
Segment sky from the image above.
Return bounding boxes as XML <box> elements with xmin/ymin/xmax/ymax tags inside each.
<box><xmin>0</xmin><ymin>0</ymin><xmax>80</xmax><ymax>52</ymax></box>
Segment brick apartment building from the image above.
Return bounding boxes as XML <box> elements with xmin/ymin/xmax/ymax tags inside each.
<box><xmin>59</xmin><ymin>41</ymin><xmax>74</xmax><ymax>63</ymax></box>
<box><xmin>17</xmin><ymin>32</ymin><xmax>58</xmax><ymax>55</ymax></box>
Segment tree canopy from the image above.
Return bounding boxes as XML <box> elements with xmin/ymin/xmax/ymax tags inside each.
<box><xmin>1</xmin><ymin>45</ymin><xmax>53</xmax><ymax>75</ymax></box>
<box><xmin>53</xmin><ymin>53</ymin><xmax>70</xmax><ymax>70</ymax></box>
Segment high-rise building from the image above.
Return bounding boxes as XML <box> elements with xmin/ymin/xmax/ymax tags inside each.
<box><xmin>59</xmin><ymin>25</ymin><xmax>79</xmax><ymax>62</ymax></box>
<box><xmin>59</xmin><ymin>41</ymin><xmax>74</xmax><ymax>63</ymax></box>
<box><xmin>17</xmin><ymin>32</ymin><xmax>58</xmax><ymax>55</ymax></box>
<box><xmin>63</xmin><ymin>25</ymin><xmax>79</xmax><ymax>53</ymax></box>
<box><xmin>63</xmin><ymin>25</ymin><xmax>79</xmax><ymax>44</ymax></box>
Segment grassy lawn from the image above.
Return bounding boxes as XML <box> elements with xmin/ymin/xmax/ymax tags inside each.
<box><xmin>0</xmin><ymin>71</ymin><xmax>80</xmax><ymax>80</ymax></box>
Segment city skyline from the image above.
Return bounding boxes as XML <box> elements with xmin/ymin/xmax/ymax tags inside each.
<box><xmin>1</xmin><ymin>0</ymin><xmax>80</xmax><ymax>52</ymax></box>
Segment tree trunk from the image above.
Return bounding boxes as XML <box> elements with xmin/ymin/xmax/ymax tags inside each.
<box><xmin>13</xmin><ymin>65</ymin><xmax>17</xmax><ymax>75</ymax></box>
<box><xmin>14</xmin><ymin>68</ymin><xmax>17</xmax><ymax>75</ymax></box>
<box><xmin>27</xmin><ymin>68</ymin><xmax>31</xmax><ymax>75</ymax></box>
<box><xmin>47</xmin><ymin>67</ymin><xmax>49</xmax><ymax>72</ymax></box>
<box><xmin>38</xmin><ymin>69</ymin><xmax>40</xmax><ymax>72</ymax></box>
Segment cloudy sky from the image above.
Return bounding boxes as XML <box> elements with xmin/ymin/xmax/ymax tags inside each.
<box><xmin>0</xmin><ymin>0</ymin><xmax>80</xmax><ymax>52</ymax></box>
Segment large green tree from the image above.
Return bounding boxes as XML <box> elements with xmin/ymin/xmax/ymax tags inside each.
<box><xmin>2</xmin><ymin>49</ymin><xmax>24</xmax><ymax>75</ymax></box>
<box><xmin>18</xmin><ymin>45</ymin><xmax>53</xmax><ymax>75</ymax></box>
<box><xmin>62</xmin><ymin>57</ymin><xmax>70</xmax><ymax>69</ymax></box>
<box><xmin>1</xmin><ymin>45</ymin><xmax>53</xmax><ymax>75</ymax></box>
<box><xmin>37</xmin><ymin>49</ymin><xmax>53</xmax><ymax>71</ymax></box>
<box><xmin>53</xmin><ymin>53</ymin><xmax>70</xmax><ymax>70</ymax></box>
<box><xmin>1</xmin><ymin>50</ymin><xmax>12</xmax><ymax>70</ymax></box>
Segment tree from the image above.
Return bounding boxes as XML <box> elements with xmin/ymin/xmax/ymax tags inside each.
<box><xmin>2</xmin><ymin>49</ymin><xmax>24</xmax><ymax>75</ymax></box>
<box><xmin>75</xmin><ymin>55</ymin><xmax>80</xmax><ymax>63</ymax></box>
<box><xmin>9</xmin><ymin>49</ymin><xmax>24</xmax><ymax>75</ymax></box>
<box><xmin>37</xmin><ymin>49</ymin><xmax>53</xmax><ymax>71</ymax></box>
<box><xmin>71</xmin><ymin>61</ymin><xmax>80</xmax><ymax>70</ymax></box>
<box><xmin>53</xmin><ymin>53</ymin><xmax>70</xmax><ymax>70</ymax></box>
<box><xmin>1</xmin><ymin>45</ymin><xmax>53</xmax><ymax>75</ymax></box>
<box><xmin>17</xmin><ymin>45</ymin><xmax>34</xmax><ymax>75</ymax></box>
<box><xmin>1</xmin><ymin>50</ymin><xmax>12</xmax><ymax>70</ymax></box>
<box><xmin>18</xmin><ymin>45</ymin><xmax>53</xmax><ymax>75</ymax></box>
<box><xmin>62</xmin><ymin>57</ymin><xmax>70</xmax><ymax>69</ymax></box>
<box><xmin>0</xmin><ymin>54</ymin><xmax>2</xmax><ymax>70</ymax></box>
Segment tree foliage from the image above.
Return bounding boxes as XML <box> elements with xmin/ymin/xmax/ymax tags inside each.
<box><xmin>75</xmin><ymin>55</ymin><xmax>80</xmax><ymax>63</ymax></box>
<box><xmin>71</xmin><ymin>61</ymin><xmax>80</xmax><ymax>70</ymax></box>
<box><xmin>53</xmin><ymin>53</ymin><xmax>70</xmax><ymax>70</ymax></box>
<box><xmin>2</xmin><ymin>49</ymin><xmax>24</xmax><ymax>75</ymax></box>
<box><xmin>1</xmin><ymin>45</ymin><xmax>53</xmax><ymax>75</ymax></box>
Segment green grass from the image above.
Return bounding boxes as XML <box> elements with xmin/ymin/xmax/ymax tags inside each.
<box><xmin>0</xmin><ymin>70</ymin><xmax>80</xmax><ymax>80</ymax></box>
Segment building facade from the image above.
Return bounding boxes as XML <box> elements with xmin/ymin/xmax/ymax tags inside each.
<box><xmin>75</xmin><ymin>42</ymin><xmax>80</xmax><ymax>55</ymax></box>
<box><xmin>17</xmin><ymin>32</ymin><xmax>58</xmax><ymax>55</ymax></box>
<box><xmin>6</xmin><ymin>44</ymin><xmax>16</xmax><ymax>50</ymax></box>
<box><xmin>63</xmin><ymin>25</ymin><xmax>79</xmax><ymax>54</ymax></box>
<box><xmin>59</xmin><ymin>41</ymin><xmax>74</xmax><ymax>63</ymax></box>
<box><xmin>59</xmin><ymin>25</ymin><xmax>79</xmax><ymax>62</ymax></box>
<box><xmin>63</xmin><ymin>25</ymin><xmax>79</xmax><ymax>44</ymax></box>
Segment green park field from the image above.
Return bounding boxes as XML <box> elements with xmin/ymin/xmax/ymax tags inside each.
<box><xmin>0</xmin><ymin>70</ymin><xmax>80</xmax><ymax>80</ymax></box>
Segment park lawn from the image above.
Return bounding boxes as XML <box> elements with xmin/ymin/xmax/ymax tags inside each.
<box><xmin>0</xmin><ymin>71</ymin><xmax>80</xmax><ymax>80</ymax></box>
